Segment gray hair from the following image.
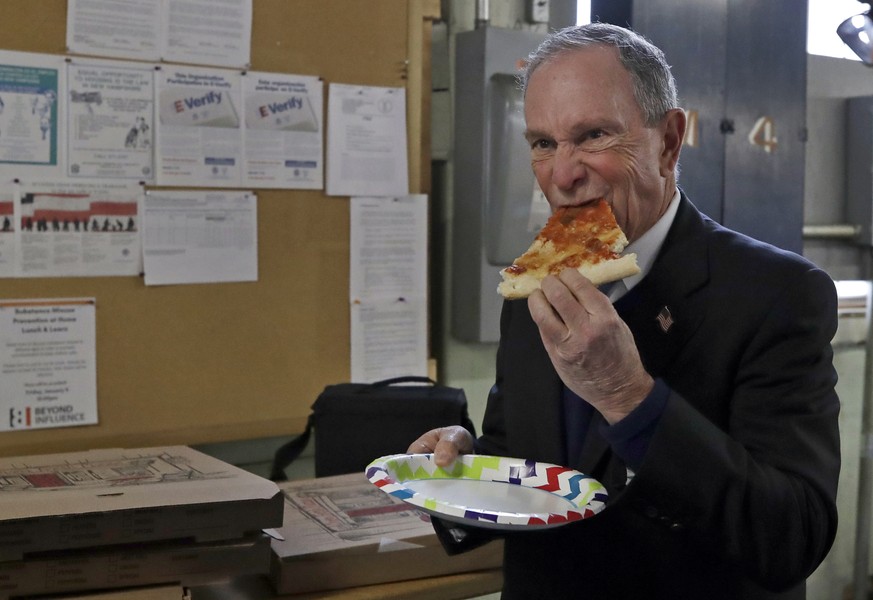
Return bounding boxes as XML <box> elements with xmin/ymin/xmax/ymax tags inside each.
<box><xmin>521</xmin><ymin>23</ymin><xmax>679</xmax><ymax>127</ymax></box>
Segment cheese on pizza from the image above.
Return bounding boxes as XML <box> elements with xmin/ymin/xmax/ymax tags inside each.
<box><xmin>497</xmin><ymin>199</ymin><xmax>640</xmax><ymax>299</ymax></box>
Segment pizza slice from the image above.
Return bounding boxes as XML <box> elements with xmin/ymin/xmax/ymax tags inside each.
<box><xmin>497</xmin><ymin>199</ymin><xmax>640</xmax><ymax>299</ymax></box>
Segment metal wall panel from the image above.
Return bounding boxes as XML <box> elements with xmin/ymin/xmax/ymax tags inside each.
<box><xmin>450</xmin><ymin>27</ymin><xmax>546</xmax><ymax>343</ymax></box>
<box><xmin>633</xmin><ymin>0</ymin><xmax>729</xmax><ymax>223</ymax></box>
<box><xmin>721</xmin><ymin>0</ymin><xmax>807</xmax><ymax>252</ymax></box>
<box><xmin>595</xmin><ymin>0</ymin><xmax>806</xmax><ymax>252</ymax></box>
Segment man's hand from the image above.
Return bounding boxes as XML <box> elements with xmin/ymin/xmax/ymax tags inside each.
<box><xmin>528</xmin><ymin>269</ymin><xmax>654</xmax><ymax>424</ymax></box>
<box><xmin>407</xmin><ymin>425</ymin><xmax>474</xmax><ymax>467</ymax></box>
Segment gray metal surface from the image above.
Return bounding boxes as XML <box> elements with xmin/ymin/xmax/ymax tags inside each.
<box><xmin>451</xmin><ymin>27</ymin><xmax>546</xmax><ymax>343</ymax></box>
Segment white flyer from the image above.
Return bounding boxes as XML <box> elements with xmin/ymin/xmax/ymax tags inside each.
<box><xmin>242</xmin><ymin>72</ymin><xmax>323</xmax><ymax>189</ymax></box>
<box><xmin>349</xmin><ymin>195</ymin><xmax>428</xmax><ymax>382</ymax></box>
<box><xmin>67</xmin><ymin>60</ymin><xmax>155</xmax><ymax>181</ymax></box>
<box><xmin>0</xmin><ymin>298</ymin><xmax>98</xmax><ymax>432</ymax></box>
<box><xmin>142</xmin><ymin>189</ymin><xmax>257</xmax><ymax>285</ymax></box>
<box><xmin>0</xmin><ymin>50</ymin><xmax>66</xmax><ymax>180</ymax></box>
<box><xmin>155</xmin><ymin>66</ymin><xmax>243</xmax><ymax>187</ymax></box>
<box><xmin>66</xmin><ymin>0</ymin><xmax>162</xmax><ymax>62</ymax></box>
<box><xmin>16</xmin><ymin>179</ymin><xmax>142</xmax><ymax>277</ymax></box>
<box><xmin>162</xmin><ymin>0</ymin><xmax>253</xmax><ymax>69</ymax></box>
<box><xmin>326</xmin><ymin>84</ymin><xmax>408</xmax><ymax>197</ymax></box>
<box><xmin>349</xmin><ymin>195</ymin><xmax>427</xmax><ymax>302</ymax></box>
<box><xmin>350</xmin><ymin>299</ymin><xmax>428</xmax><ymax>383</ymax></box>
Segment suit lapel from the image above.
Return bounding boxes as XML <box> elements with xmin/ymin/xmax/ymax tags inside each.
<box><xmin>617</xmin><ymin>195</ymin><xmax>710</xmax><ymax>377</ymax></box>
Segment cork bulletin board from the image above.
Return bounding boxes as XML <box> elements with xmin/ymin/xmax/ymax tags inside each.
<box><xmin>0</xmin><ymin>0</ymin><xmax>437</xmax><ymax>456</ymax></box>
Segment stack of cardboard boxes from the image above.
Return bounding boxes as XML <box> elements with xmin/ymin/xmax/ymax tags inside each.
<box><xmin>270</xmin><ymin>472</ymin><xmax>503</xmax><ymax>595</ymax></box>
<box><xmin>0</xmin><ymin>446</ymin><xmax>283</xmax><ymax>599</ymax></box>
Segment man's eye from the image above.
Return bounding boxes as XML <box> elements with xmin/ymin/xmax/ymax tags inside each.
<box><xmin>585</xmin><ymin>129</ymin><xmax>607</xmax><ymax>140</ymax></box>
<box><xmin>531</xmin><ymin>139</ymin><xmax>553</xmax><ymax>150</ymax></box>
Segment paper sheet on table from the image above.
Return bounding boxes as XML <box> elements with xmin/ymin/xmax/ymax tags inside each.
<box><xmin>326</xmin><ymin>84</ymin><xmax>408</xmax><ymax>197</ymax></box>
<box><xmin>142</xmin><ymin>190</ymin><xmax>257</xmax><ymax>285</ymax></box>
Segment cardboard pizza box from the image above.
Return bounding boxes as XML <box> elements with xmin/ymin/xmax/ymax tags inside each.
<box><xmin>0</xmin><ymin>446</ymin><xmax>283</xmax><ymax>561</ymax></box>
<box><xmin>36</xmin><ymin>584</ymin><xmax>188</xmax><ymax>600</ymax></box>
<box><xmin>269</xmin><ymin>472</ymin><xmax>503</xmax><ymax>595</ymax></box>
<box><xmin>0</xmin><ymin>534</ymin><xmax>269</xmax><ymax>599</ymax></box>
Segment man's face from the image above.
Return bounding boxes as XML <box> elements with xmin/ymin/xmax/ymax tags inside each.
<box><xmin>523</xmin><ymin>46</ymin><xmax>680</xmax><ymax>243</ymax></box>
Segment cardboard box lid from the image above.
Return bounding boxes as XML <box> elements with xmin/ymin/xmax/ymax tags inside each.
<box><xmin>0</xmin><ymin>446</ymin><xmax>280</xmax><ymax>520</ymax></box>
<box><xmin>271</xmin><ymin>471</ymin><xmax>437</xmax><ymax>560</ymax></box>
<box><xmin>0</xmin><ymin>446</ymin><xmax>283</xmax><ymax>561</ymax></box>
<box><xmin>269</xmin><ymin>472</ymin><xmax>503</xmax><ymax>595</ymax></box>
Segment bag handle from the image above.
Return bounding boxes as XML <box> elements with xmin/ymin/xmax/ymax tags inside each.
<box><xmin>270</xmin><ymin>414</ymin><xmax>314</xmax><ymax>481</ymax></box>
<box><xmin>368</xmin><ymin>376</ymin><xmax>436</xmax><ymax>388</ymax></box>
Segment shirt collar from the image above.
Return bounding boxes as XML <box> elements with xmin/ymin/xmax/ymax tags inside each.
<box><xmin>607</xmin><ymin>188</ymin><xmax>680</xmax><ymax>302</ymax></box>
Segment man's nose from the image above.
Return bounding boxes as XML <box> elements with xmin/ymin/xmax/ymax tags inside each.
<box><xmin>550</xmin><ymin>145</ymin><xmax>585</xmax><ymax>191</ymax></box>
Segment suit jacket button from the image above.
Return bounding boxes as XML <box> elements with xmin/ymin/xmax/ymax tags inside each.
<box><xmin>670</xmin><ymin>522</ymin><xmax>684</xmax><ymax>531</ymax></box>
<box><xmin>643</xmin><ymin>505</ymin><xmax>659</xmax><ymax>519</ymax></box>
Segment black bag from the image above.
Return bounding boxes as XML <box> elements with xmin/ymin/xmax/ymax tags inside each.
<box><xmin>270</xmin><ymin>376</ymin><xmax>475</xmax><ymax>480</ymax></box>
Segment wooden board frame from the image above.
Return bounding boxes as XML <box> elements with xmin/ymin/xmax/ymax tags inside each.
<box><xmin>0</xmin><ymin>0</ymin><xmax>437</xmax><ymax>456</ymax></box>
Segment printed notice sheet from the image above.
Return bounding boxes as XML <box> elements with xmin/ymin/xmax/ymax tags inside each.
<box><xmin>243</xmin><ymin>72</ymin><xmax>323</xmax><ymax>189</ymax></box>
<box><xmin>156</xmin><ymin>66</ymin><xmax>243</xmax><ymax>187</ymax></box>
<box><xmin>326</xmin><ymin>84</ymin><xmax>408</xmax><ymax>197</ymax></box>
<box><xmin>67</xmin><ymin>0</ymin><xmax>251</xmax><ymax>69</ymax></box>
<box><xmin>0</xmin><ymin>298</ymin><xmax>97</xmax><ymax>432</ymax></box>
<box><xmin>0</xmin><ymin>50</ymin><xmax>66</xmax><ymax>180</ymax></box>
<box><xmin>350</xmin><ymin>195</ymin><xmax>427</xmax><ymax>382</ymax></box>
<box><xmin>15</xmin><ymin>179</ymin><xmax>142</xmax><ymax>277</ymax></box>
<box><xmin>66</xmin><ymin>0</ymin><xmax>162</xmax><ymax>62</ymax></box>
<box><xmin>0</xmin><ymin>187</ymin><xmax>14</xmax><ymax>277</ymax></box>
<box><xmin>163</xmin><ymin>0</ymin><xmax>253</xmax><ymax>69</ymax></box>
<box><xmin>67</xmin><ymin>60</ymin><xmax>155</xmax><ymax>181</ymax></box>
<box><xmin>142</xmin><ymin>190</ymin><xmax>257</xmax><ymax>285</ymax></box>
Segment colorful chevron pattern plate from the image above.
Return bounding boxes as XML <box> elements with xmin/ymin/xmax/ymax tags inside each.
<box><xmin>365</xmin><ymin>454</ymin><xmax>608</xmax><ymax>530</ymax></box>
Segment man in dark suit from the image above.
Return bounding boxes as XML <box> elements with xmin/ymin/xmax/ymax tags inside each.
<box><xmin>409</xmin><ymin>22</ymin><xmax>840</xmax><ymax>599</ymax></box>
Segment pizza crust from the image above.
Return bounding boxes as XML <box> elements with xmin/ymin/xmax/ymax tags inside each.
<box><xmin>497</xmin><ymin>252</ymin><xmax>640</xmax><ymax>300</ymax></box>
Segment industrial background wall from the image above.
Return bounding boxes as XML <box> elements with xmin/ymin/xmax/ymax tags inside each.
<box><xmin>594</xmin><ymin>0</ymin><xmax>808</xmax><ymax>253</ymax></box>
<box><xmin>0</xmin><ymin>0</ymin><xmax>438</xmax><ymax>457</ymax></box>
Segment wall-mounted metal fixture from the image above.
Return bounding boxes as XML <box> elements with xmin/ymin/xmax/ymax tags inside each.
<box><xmin>838</xmin><ymin>1</ymin><xmax>873</xmax><ymax>64</ymax></box>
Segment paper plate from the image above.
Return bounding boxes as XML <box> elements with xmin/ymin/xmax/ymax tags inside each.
<box><xmin>365</xmin><ymin>453</ymin><xmax>608</xmax><ymax>530</ymax></box>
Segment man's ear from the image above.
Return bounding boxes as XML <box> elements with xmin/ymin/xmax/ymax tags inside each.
<box><xmin>659</xmin><ymin>108</ymin><xmax>686</xmax><ymax>176</ymax></box>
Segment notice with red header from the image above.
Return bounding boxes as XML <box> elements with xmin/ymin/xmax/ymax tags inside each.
<box><xmin>14</xmin><ymin>179</ymin><xmax>142</xmax><ymax>277</ymax></box>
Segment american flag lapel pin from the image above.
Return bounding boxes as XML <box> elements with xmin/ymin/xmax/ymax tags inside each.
<box><xmin>656</xmin><ymin>306</ymin><xmax>674</xmax><ymax>333</ymax></box>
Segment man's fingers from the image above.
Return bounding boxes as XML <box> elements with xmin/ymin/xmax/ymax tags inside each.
<box><xmin>407</xmin><ymin>426</ymin><xmax>473</xmax><ymax>467</ymax></box>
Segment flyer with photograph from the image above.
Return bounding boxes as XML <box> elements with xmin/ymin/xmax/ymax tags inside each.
<box><xmin>15</xmin><ymin>179</ymin><xmax>142</xmax><ymax>277</ymax></box>
<box><xmin>67</xmin><ymin>60</ymin><xmax>155</xmax><ymax>181</ymax></box>
<box><xmin>0</xmin><ymin>50</ymin><xmax>66</xmax><ymax>180</ymax></box>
